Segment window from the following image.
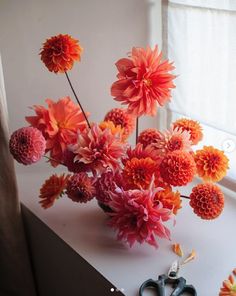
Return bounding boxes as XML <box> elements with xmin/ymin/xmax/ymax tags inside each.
<box><xmin>161</xmin><ymin>0</ymin><xmax>236</xmax><ymax>189</ymax></box>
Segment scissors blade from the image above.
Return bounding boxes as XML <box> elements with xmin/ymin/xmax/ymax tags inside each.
<box><xmin>168</xmin><ymin>260</ymin><xmax>180</xmax><ymax>279</ymax></box>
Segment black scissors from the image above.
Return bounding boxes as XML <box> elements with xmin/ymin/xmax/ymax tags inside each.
<box><xmin>139</xmin><ymin>260</ymin><xmax>197</xmax><ymax>296</ymax></box>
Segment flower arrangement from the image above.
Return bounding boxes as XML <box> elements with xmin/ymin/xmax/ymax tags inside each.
<box><xmin>9</xmin><ymin>34</ymin><xmax>229</xmax><ymax>248</ymax></box>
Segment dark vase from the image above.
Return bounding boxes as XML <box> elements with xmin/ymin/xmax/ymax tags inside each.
<box><xmin>97</xmin><ymin>201</ymin><xmax>113</xmax><ymax>213</ymax></box>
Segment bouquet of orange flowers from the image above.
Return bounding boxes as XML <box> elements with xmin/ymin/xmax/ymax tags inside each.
<box><xmin>9</xmin><ymin>34</ymin><xmax>229</xmax><ymax>248</ymax></box>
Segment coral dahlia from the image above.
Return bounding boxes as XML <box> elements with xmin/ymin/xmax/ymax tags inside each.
<box><xmin>108</xmin><ymin>187</ymin><xmax>172</xmax><ymax>248</ymax></box>
<box><xmin>26</xmin><ymin>97</ymin><xmax>88</xmax><ymax>166</ymax></box>
<box><xmin>104</xmin><ymin>108</ymin><xmax>135</xmax><ymax>140</ymax></box>
<box><xmin>190</xmin><ymin>183</ymin><xmax>224</xmax><ymax>220</ymax></box>
<box><xmin>40</xmin><ymin>34</ymin><xmax>83</xmax><ymax>73</ymax></box>
<box><xmin>70</xmin><ymin>124</ymin><xmax>127</xmax><ymax>175</ymax></box>
<box><xmin>39</xmin><ymin>174</ymin><xmax>70</xmax><ymax>209</ymax></box>
<box><xmin>194</xmin><ymin>146</ymin><xmax>229</xmax><ymax>182</ymax></box>
<box><xmin>173</xmin><ymin>118</ymin><xmax>203</xmax><ymax>145</ymax></box>
<box><xmin>9</xmin><ymin>127</ymin><xmax>46</xmax><ymax>165</ymax></box>
<box><xmin>160</xmin><ymin>151</ymin><xmax>196</xmax><ymax>186</ymax></box>
<box><xmin>111</xmin><ymin>46</ymin><xmax>176</xmax><ymax>116</ymax></box>
<box><xmin>152</xmin><ymin>127</ymin><xmax>192</xmax><ymax>156</ymax></box>
<box><xmin>66</xmin><ymin>173</ymin><xmax>95</xmax><ymax>203</ymax></box>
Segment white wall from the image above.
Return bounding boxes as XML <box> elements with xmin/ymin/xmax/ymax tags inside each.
<box><xmin>0</xmin><ymin>0</ymin><xmax>162</xmax><ymax>173</ymax></box>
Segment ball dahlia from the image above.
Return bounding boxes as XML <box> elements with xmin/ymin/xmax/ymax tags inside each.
<box><xmin>137</xmin><ymin>128</ymin><xmax>162</xmax><ymax>148</ymax></box>
<box><xmin>9</xmin><ymin>126</ymin><xmax>46</xmax><ymax>165</ymax></box>
<box><xmin>160</xmin><ymin>151</ymin><xmax>196</xmax><ymax>186</ymax></box>
<box><xmin>40</xmin><ymin>34</ymin><xmax>83</xmax><ymax>73</ymax></box>
<box><xmin>108</xmin><ymin>188</ymin><xmax>172</xmax><ymax>248</ymax></box>
<box><xmin>194</xmin><ymin>146</ymin><xmax>229</xmax><ymax>182</ymax></box>
<box><xmin>39</xmin><ymin>174</ymin><xmax>70</xmax><ymax>209</ymax></box>
<box><xmin>190</xmin><ymin>183</ymin><xmax>224</xmax><ymax>220</ymax></box>
<box><xmin>173</xmin><ymin>118</ymin><xmax>203</xmax><ymax>145</ymax></box>
<box><xmin>104</xmin><ymin>108</ymin><xmax>135</xmax><ymax>140</ymax></box>
<box><xmin>66</xmin><ymin>173</ymin><xmax>95</xmax><ymax>203</ymax></box>
<box><xmin>111</xmin><ymin>46</ymin><xmax>176</xmax><ymax>116</ymax></box>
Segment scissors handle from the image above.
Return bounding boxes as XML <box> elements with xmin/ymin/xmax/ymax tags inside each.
<box><xmin>139</xmin><ymin>278</ymin><xmax>165</xmax><ymax>296</ymax></box>
<box><xmin>139</xmin><ymin>276</ymin><xmax>197</xmax><ymax>296</ymax></box>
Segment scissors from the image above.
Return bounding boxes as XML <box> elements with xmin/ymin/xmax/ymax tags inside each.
<box><xmin>139</xmin><ymin>260</ymin><xmax>197</xmax><ymax>296</ymax></box>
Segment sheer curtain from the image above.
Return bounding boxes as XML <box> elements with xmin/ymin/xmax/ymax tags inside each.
<box><xmin>163</xmin><ymin>0</ymin><xmax>236</xmax><ymax>182</ymax></box>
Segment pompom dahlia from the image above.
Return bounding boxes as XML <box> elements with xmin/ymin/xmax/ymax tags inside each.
<box><xmin>9</xmin><ymin>127</ymin><xmax>46</xmax><ymax>165</ymax></box>
<box><xmin>173</xmin><ymin>118</ymin><xmax>203</xmax><ymax>145</ymax></box>
<box><xmin>40</xmin><ymin>34</ymin><xmax>83</xmax><ymax>73</ymax></box>
<box><xmin>108</xmin><ymin>188</ymin><xmax>172</xmax><ymax>248</ymax></box>
<box><xmin>154</xmin><ymin>127</ymin><xmax>192</xmax><ymax>155</ymax></box>
<box><xmin>104</xmin><ymin>108</ymin><xmax>135</xmax><ymax>140</ymax></box>
<box><xmin>111</xmin><ymin>46</ymin><xmax>175</xmax><ymax>116</ymax></box>
<box><xmin>138</xmin><ymin>128</ymin><xmax>162</xmax><ymax>148</ymax></box>
<box><xmin>154</xmin><ymin>188</ymin><xmax>181</xmax><ymax>215</ymax></box>
<box><xmin>26</xmin><ymin>97</ymin><xmax>88</xmax><ymax>166</ymax></box>
<box><xmin>160</xmin><ymin>151</ymin><xmax>196</xmax><ymax>186</ymax></box>
<box><xmin>190</xmin><ymin>183</ymin><xmax>224</xmax><ymax>220</ymax></box>
<box><xmin>70</xmin><ymin>124</ymin><xmax>127</xmax><ymax>175</ymax></box>
<box><xmin>194</xmin><ymin>146</ymin><xmax>229</xmax><ymax>182</ymax></box>
<box><xmin>39</xmin><ymin>174</ymin><xmax>70</xmax><ymax>209</ymax></box>
<box><xmin>66</xmin><ymin>173</ymin><xmax>95</xmax><ymax>203</ymax></box>
<box><xmin>123</xmin><ymin>157</ymin><xmax>159</xmax><ymax>190</ymax></box>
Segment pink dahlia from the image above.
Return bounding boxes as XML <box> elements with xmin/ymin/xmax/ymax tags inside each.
<box><xmin>66</xmin><ymin>173</ymin><xmax>95</xmax><ymax>203</ymax></box>
<box><xmin>95</xmin><ymin>169</ymin><xmax>124</xmax><ymax>204</ymax></box>
<box><xmin>153</xmin><ymin>127</ymin><xmax>192</xmax><ymax>156</ymax></box>
<box><xmin>108</xmin><ymin>187</ymin><xmax>172</xmax><ymax>248</ymax></box>
<box><xmin>9</xmin><ymin>127</ymin><xmax>46</xmax><ymax>165</ymax></box>
<box><xmin>70</xmin><ymin>124</ymin><xmax>127</xmax><ymax>175</ymax></box>
<box><xmin>111</xmin><ymin>46</ymin><xmax>176</xmax><ymax>116</ymax></box>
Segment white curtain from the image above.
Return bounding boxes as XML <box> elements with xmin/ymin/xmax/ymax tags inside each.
<box><xmin>166</xmin><ymin>0</ymin><xmax>236</xmax><ymax>136</ymax></box>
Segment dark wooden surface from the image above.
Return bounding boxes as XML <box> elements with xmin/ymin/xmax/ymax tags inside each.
<box><xmin>22</xmin><ymin>205</ymin><xmax>125</xmax><ymax>296</ymax></box>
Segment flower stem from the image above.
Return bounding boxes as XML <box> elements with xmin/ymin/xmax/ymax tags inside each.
<box><xmin>44</xmin><ymin>155</ymin><xmax>64</xmax><ymax>166</ymax></box>
<box><xmin>65</xmin><ymin>71</ymin><xmax>91</xmax><ymax>129</ymax></box>
<box><xmin>136</xmin><ymin>117</ymin><xmax>139</xmax><ymax>144</ymax></box>
<box><xmin>181</xmin><ymin>195</ymin><xmax>190</xmax><ymax>199</ymax></box>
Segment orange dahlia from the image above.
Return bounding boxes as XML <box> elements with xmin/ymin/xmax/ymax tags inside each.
<box><xmin>194</xmin><ymin>146</ymin><xmax>229</xmax><ymax>182</ymax></box>
<box><xmin>138</xmin><ymin>128</ymin><xmax>162</xmax><ymax>148</ymax></box>
<box><xmin>220</xmin><ymin>272</ymin><xmax>236</xmax><ymax>296</ymax></box>
<box><xmin>39</xmin><ymin>174</ymin><xmax>70</xmax><ymax>209</ymax></box>
<box><xmin>26</xmin><ymin>97</ymin><xmax>87</xmax><ymax>166</ymax></box>
<box><xmin>40</xmin><ymin>34</ymin><xmax>83</xmax><ymax>73</ymax></box>
<box><xmin>123</xmin><ymin>157</ymin><xmax>159</xmax><ymax>190</ymax></box>
<box><xmin>154</xmin><ymin>187</ymin><xmax>181</xmax><ymax>215</ymax></box>
<box><xmin>99</xmin><ymin>120</ymin><xmax>124</xmax><ymax>141</ymax></box>
<box><xmin>190</xmin><ymin>183</ymin><xmax>224</xmax><ymax>220</ymax></box>
<box><xmin>111</xmin><ymin>46</ymin><xmax>175</xmax><ymax>116</ymax></box>
<box><xmin>104</xmin><ymin>108</ymin><xmax>135</xmax><ymax>140</ymax></box>
<box><xmin>173</xmin><ymin>118</ymin><xmax>203</xmax><ymax>145</ymax></box>
<box><xmin>160</xmin><ymin>151</ymin><xmax>196</xmax><ymax>186</ymax></box>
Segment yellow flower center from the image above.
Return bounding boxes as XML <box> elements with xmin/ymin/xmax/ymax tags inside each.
<box><xmin>143</xmin><ymin>79</ymin><xmax>152</xmax><ymax>87</ymax></box>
